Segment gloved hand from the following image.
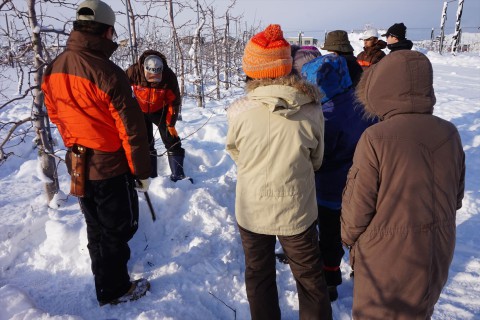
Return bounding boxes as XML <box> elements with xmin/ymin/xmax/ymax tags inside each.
<box><xmin>135</xmin><ymin>178</ymin><xmax>150</xmax><ymax>193</ymax></box>
<box><xmin>167</xmin><ymin>125</ymin><xmax>178</xmax><ymax>138</ymax></box>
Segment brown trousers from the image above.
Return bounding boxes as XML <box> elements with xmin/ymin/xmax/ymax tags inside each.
<box><xmin>239</xmin><ymin>223</ymin><xmax>333</xmax><ymax>320</ymax></box>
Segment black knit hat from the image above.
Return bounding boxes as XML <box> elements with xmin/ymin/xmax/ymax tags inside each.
<box><xmin>381</xmin><ymin>23</ymin><xmax>406</xmax><ymax>40</ymax></box>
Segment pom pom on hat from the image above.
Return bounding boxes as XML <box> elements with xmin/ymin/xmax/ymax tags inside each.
<box><xmin>242</xmin><ymin>24</ymin><xmax>293</xmax><ymax>79</ymax></box>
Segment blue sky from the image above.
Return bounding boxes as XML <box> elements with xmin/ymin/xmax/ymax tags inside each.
<box><xmin>1</xmin><ymin>1</ymin><xmax>478</xmax><ymax>42</ymax></box>
<box><xmin>214</xmin><ymin>0</ymin><xmax>480</xmax><ymax>40</ymax></box>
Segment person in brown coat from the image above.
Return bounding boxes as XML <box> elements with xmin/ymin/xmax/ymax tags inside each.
<box><xmin>341</xmin><ymin>50</ymin><xmax>465</xmax><ymax>319</ymax></box>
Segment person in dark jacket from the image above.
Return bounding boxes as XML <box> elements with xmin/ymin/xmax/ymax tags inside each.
<box><xmin>126</xmin><ymin>50</ymin><xmax>190</xmax><ymax>182</ymax></box>
<box><xmin>356</xmin><ymin>28</ymin><xmax>386</xmax><ymax>69</ymax></box>
<box><xmin>382</xmin><ymin>22</ymin><xmax>413</xmax><ymax>52</ymax></box>
<box><xmin>321</xmin><ymin>30</ymin><xmax>363</xmax><ymax>87</ymax></box>
<box><xmin>301</xmin><ymin>54</ymin><xmax>376</xmax><ymax>302</ymax></box>
<box><xmin>42</xmin><ymin>0</ymin><xmax>151</xmax><ymax>306</ymax></box>
<box><xmin>342</xmin><ymin>50</ymin><xmax>465</xmax><ymax>319</ymax></box>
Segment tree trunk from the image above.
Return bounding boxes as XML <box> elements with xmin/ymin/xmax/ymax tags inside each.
<box><xmin>168</xmin><ymin>0</ymin><xmax>185</xmax><ymax>97</ymax></box>
<box><xmin>451</xmin><ymin>0</ymin><xmax>464</xmax><ymax>54</ymax></box>
<box><xmin>439</xmin><ymin>1</ymin><xmax>448</xmax><ymax>54</ymax></box>
<box><xmin>210</xmin><ymin>7</ymin><xmax>220</xmax><ymax>99</ymax></box>
<box><xmin>28</xmin><ymin>0</ymin><xmax>59</xmax><ymax>203</ymax></box>
<box><xmin>223</xmin><ymin>12</ymin><xmax>230</xmax><ymax>90</ymax></box>
<box><xmin>126</xmin><ymin>0</ymin><xmax>138</xmax><ymax>64</ymax></box>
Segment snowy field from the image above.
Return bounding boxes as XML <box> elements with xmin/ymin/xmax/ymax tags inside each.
<box><xmin>1</xmin><ymin>41</ymin><xmax>479</xmax><ymax>319</ymax></box>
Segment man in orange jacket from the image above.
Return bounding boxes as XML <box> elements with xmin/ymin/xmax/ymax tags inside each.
<box><xmin>42</xmin><ymin>0</ymin><xmax>151</xmax><ymax>306</ymax></box>
<box><xmin>126</xmin><ymin>51</ymin><xmax>190</xmax><ymax>182</ymax></box>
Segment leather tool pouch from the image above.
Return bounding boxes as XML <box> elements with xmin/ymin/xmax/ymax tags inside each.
<box><xmin>70</xmin><ymin>144</ymin><xmax>87</xmax><ymax>197</ymax></box>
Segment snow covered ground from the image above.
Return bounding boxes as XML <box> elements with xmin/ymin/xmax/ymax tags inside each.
<box><xmin>1</xmin><ymin>42</ymin><xmax>479</xmax><ymax>319</ymax></box>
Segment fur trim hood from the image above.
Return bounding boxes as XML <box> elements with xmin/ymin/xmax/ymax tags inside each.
<box><xmin>246</xmin><ymin>75</ymin><xmax>322</xmax><ymax>104</ymax></box>
<box><xmin>356</xmin><ymin>50</ymin><xmax>436</xmax><ymax>120</ymax></box>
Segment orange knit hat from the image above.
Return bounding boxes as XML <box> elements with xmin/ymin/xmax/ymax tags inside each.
<box><xmin>242</xmin><ymin>24</ymin><xmax>292</xmax><ymax>79</ymax></box>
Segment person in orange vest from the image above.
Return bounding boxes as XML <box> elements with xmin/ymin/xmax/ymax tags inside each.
<box><xmin>126</xmin><ymin>51</ymin><xmax>191</xmax><ymax>182</ymax></box>
<box><xmin>356</xmin><ymin>28</ymin><xmax>386</xmax><ymax>69</ymax></box>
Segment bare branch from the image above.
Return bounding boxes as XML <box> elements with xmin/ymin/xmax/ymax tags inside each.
<box><xmin>0</xmin><ymin>117</ymin><xmax>32</xmax><ymax>160</ymax></box>
<box><xmin>0</xmin><ymin>86</ymin><xmax>35</xmax><ymax>111</ymax></box>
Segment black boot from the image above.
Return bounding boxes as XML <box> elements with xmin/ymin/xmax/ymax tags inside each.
<box><xmin>150</xmin><ymin>149</ymin><xmax>158</xmax><ymax>178</ymax></box>
<box><xmin>167</xmin><ymin>150</ymin><xmax>191</xmax><ymax>182</ymax></box>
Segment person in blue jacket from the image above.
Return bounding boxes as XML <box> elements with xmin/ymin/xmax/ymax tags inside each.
<box><xmin>301</xmin><ymin>54</ymin><xmax>376</xmax><ymax>301</ymax></box>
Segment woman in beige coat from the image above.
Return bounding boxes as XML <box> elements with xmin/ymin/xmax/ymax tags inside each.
<box><xmin>341</xmin><ymin>50</ymin><xmax>465</xmax><ymax>319</ymax></box>
<box><xmin>226</xmin><ymin>24</ymin><xmax>332</xmax><ymax>320</ymax></box>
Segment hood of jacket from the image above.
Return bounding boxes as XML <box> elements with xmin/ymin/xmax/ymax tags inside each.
<box><xmin>245</xmin><ymin>75</ymin><xmax>321</xmax><ymax>117</ymax></box>
<box><xmin>66</xmin><ymin>31</ymin><xmax>118</xmax><ymax>59</ymax></box>
<box><xmin>364</xmin><ymin>39</ymin><xmax>387</xmax><ymax>52</ymax></box>
<box><xmin>355</xmin><ymin>50</ymin><xmax>436</xmax><ymax>120</ymax></box>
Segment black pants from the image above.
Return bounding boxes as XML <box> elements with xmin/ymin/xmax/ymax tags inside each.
<box><xmin>79</xmin><ymin>173</ymin><xmax>139</xmax><ymax>303</ymax></box>
<box><xmin>239</xmin><ymin>223</ymin><xmax>332</xmax><ymax>320</ymax></box>
<box><xmin>317</xmin><ymin>205</ymin><xmax>345</xmax><ymax>286</ymax></box>
<box><xmin>145</xmin><ymin>111</ymin><xmax>183</xmax><ymax>155</ymax></box>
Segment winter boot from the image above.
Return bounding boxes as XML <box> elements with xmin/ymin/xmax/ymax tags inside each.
<box><xmin>99</xmin><ymin>278</ymin><xmax>150</xmax><ymax>306</ymax></box>
<box><xmin>167</xmin><ymin>150</ymin><xmax>191</xmax><ymax>182</ymax></box>
<box><xmin>150</xmin><ymin>149</ymin><xmax>158</xmax><ymax>178</ymax></box>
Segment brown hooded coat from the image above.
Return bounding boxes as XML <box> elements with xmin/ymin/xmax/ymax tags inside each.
<box><xmin>341</xmin><ymin>50</ymin><xmax>465</xmax><ymax>319</ymax></box>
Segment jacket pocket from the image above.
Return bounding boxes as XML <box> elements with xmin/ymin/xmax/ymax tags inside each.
<box><xmin>342</xmin><ymin>166</ymin><xmax>359</xmax><ymax>204</ymax></box>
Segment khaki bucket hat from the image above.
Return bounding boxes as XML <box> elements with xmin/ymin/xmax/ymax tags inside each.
<box><xmin>321</xmin><ymin>30</ymin><xmax>354</xmax><ymax>53</ymax></box>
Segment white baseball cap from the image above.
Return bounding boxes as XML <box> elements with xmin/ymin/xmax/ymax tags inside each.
<box><xmin>144</xmin><ymin>55</ymin><xmax>164</xmax><ymax>74</ymax></box>
<box><xmin>359</xmin><ymin>28</ymin><xmax>379</xmax><ymax>40</ymax></box>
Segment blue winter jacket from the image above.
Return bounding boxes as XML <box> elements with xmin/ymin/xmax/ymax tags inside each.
<box><xmin>314</xmin><ymin>89</ymin><xmax>376</xmax><ymax>207</ymax></box>
<box><xmin>302</xmin><ymin>54</ymin><xmax>376</xmax><ymax>207</ymax></box>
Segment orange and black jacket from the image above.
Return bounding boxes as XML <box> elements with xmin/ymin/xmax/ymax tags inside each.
<box><xmin>42</xmin><ymin>31</ymin><xmax>151</xmax><ymax>180</ymax></box>
<box><xmin>126</xmin><ymin>50</ymin><xmax>181</xmax><ymax>127</ymax></box>
<box><xmin>356</xmin><ymin>40</ymin><xmax>387</xmax><ymax>70</ymax></box>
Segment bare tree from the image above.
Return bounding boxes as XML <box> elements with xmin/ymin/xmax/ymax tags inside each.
<box><xmin>208</xmin><ymin>6</ymin><xmax>220</xmax><ymax>99</ymax></box>
<box><xmin>0</xmin><ymin>0</ymin><xmax>75</xmax><ymax>203</ymax></box>
<box><xmin>167</xmin><ymin>0</ymin><xmax>186</xmax><ymax>97</ymax></box>
<box><xmin>188</xmin><ymin>0</ymin><xmax>206</xmax><ymax>108</ymax></box>
<box><xmin>125</xmin><ymin>0</ymin><xmax>138</xmax><ymax>64</ymax></box>
<box><xmin>27</xmin><ymin>0</ymin><xmax>59</xmax><ymax>202</ymax></box>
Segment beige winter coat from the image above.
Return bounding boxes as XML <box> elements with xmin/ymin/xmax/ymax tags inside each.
<box><xmin>226</xmin><ymin>76</ymin><xmax>324</xmax><ymax>236</ymax></box>
<box><xmin>341</xmin><ymin>50</ymin><xmax>465</xmax><ymax>319</ymax></box>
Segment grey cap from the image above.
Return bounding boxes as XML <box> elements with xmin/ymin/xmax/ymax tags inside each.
<box><xmin>76</xmin><ymin>0</ymin><xmax>115</xmax><ymax>27</ymax></box>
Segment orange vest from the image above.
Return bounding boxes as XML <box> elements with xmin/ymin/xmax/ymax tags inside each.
<box><xmin>133</xmin><ymin>85</ymin><xmax>176</xmax><ymax>125</ymax></box>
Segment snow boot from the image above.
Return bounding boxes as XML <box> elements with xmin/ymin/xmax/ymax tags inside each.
<box><xmin>150</xmin><ymin>149</ymin><xmax>158</xmax><ymax>178</ymax></box>
<box><xmin>99</xmin><ymin>278</ymin><xmax>150</xmax><ymax>306</ymax></box>
<box><xmin>167</xmin><ymin>150</ymin><xmax>192</xmax><ymax>182</ymax></box>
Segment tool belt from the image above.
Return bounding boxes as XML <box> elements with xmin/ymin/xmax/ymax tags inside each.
<box><xmin>70</xmin><ymin>144</ymin><xmax>87</xmax><ymax>197</ymax></box>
